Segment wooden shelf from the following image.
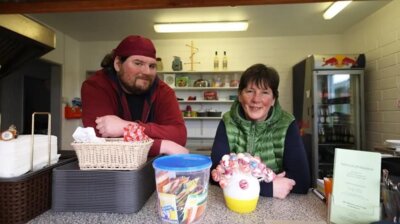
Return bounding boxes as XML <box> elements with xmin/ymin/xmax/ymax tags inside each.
<box><xmin>159</xmin><ymin>70</ymin><xmax>241</xmax><ymax>150</ymax></box>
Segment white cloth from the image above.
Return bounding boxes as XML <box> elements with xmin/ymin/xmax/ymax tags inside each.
<box><xmin>0</xmin><ymin>135</ymin><xmax>60</xmax><ymax>178</ymax></box>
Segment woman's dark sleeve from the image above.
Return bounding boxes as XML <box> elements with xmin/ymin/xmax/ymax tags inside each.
<box><xmin>282</xmin><ymin>121</ymin><xmax>311</xmax><ymax>194</ymax></box>
<box><xmin>210</xmin><ymin>121</ymin><xmax>230</xmax><ymax>184</ymax></box>
<box><xmin>260</xmin><ymin>121</ymin><xmax>311</xmax><ymax>197</ymax></box>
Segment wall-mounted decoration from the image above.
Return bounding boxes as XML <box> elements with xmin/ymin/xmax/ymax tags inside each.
<box><xmin>184</xmin><ymin>41</ymin><xmax>200</xmax><ymax>71</ymax></box>
<box><xmin>164</xmin><ymin>74</ymin><xmax>175</xmax><ymax>87</ymax></box>
<box><xmin>175</xmin><ymin>76</ymin><xmax>189</xmax><ymax>87</ymax></box>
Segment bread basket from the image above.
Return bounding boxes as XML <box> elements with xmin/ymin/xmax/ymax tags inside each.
<box><xmin>71</xmin><ymin>138</ymin><xmax>154</xmax><ymax>170</ymax></box>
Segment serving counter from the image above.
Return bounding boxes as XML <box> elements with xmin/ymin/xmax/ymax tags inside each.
<box><xmin>28</xmin><ymin>185</ymin><xmax>327</xmax><ymax>224</ymax></box>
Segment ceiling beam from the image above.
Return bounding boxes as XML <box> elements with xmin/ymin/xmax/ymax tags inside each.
<box><xmin>0</xmin><ymin>0</ymin><xmax>331</xmax><ymax>14</ymax></box>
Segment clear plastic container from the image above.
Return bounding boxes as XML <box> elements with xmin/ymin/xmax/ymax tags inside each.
<box><xmin>153</xmin><ymin>154</ymin><xmax>212</xmax><ymax>224</ymax></box>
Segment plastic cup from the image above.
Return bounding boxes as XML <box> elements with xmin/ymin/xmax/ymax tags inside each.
<box><xmin>324</xmin><ymin>177</ymin><xmax>333</xmax><ymax>205</ymax></box>
<box><xmin>153</xmin><ymin>154</ymin><xmax>212</xmax><ymax>224</ymax></box>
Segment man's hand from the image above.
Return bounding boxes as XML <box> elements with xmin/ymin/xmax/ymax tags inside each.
<box><xmin>95</xmin><ymin>115</ymin><xmax>131</xmax><ymax>137</ymax></box>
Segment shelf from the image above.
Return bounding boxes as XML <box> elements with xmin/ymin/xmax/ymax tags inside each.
<box><xmin>318</xmin><ymin>103</ymin><xmax>353</xmax><ymax>106</ymax></box>
<box><xmin>327</xmin><ymin>97</ymin><xmax>350</xmax><ymax>104</ymax></box>
<box><xmin>173</xmin><ymin>87</ymin><xmax>237</xmax><ymax>90</ymax></box>
<box><xmin>159</xmin><ymin>70</ymin><xmax>241</xmax><ymax>151</ymax></box>
<box><xmin>318</xmin><ymin>143</ymin><xmax>355</xmax><ymax>147</ymax></box>
<box><xmin>179</xmin><ymin>100</ymin><xmax>234</xmax><ymax>103</ymax></box>
<box><xmin>158</xmin><ymin>71</ymin><xmax>243</xmax><ymax>74</ymax></box>
<box><xmin>318</xmin><ymin>122</ymin><xmax>354</xmax><ymax>126</ymax></box>
<box><xmin>373</xmin><ymin>147</ymin><xmax>399</xmax><ymax>156</ymax></box>
<box><xmin>184</xmin><ymin>117</ymin><xmax>222</xmax><ymax>120</ymax></box>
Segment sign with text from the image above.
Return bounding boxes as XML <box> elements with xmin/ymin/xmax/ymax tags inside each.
<box><xmin>330</xmin><ymin>148</ymin><xmax>381</xmax><ymax>224</ymax></box>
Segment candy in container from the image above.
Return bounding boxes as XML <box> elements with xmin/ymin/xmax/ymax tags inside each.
<box><xmin>153</xmin><ymin>154</ymin><xmax>212</xmax><ymax>224</ymax></box>
<box><xmin>211</xmin><ymin>153</ymin><xmax>276</xmax><ymax>213</ymax></box>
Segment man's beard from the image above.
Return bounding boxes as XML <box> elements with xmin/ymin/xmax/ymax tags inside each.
<box><xmin>119</xmin><ymin>75</ymin><xmax>153</xmax><ymax>95</ymax></box>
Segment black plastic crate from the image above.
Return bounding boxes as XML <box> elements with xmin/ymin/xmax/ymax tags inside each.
<box><xmin>52</xmin><ymin>156</ymin><xmax>157</xmax><ymax>213</ymax></box>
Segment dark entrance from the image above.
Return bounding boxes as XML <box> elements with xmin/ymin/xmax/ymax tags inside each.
<box><xmin>23</xmin><ymin>76</ymin><xmax>51</xmax><ymax>134</ymax></box>
<box><xmin>0</xmin><ymin>58</ymin><xmax>61</xmax><ymax>148</ymax></box>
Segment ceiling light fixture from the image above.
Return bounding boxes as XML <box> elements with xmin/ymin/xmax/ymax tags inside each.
<box><xmin>154</xmin><ymin>21</ymin><xmax>248</xmax><ymax>33</ymax></box>
<box><xmin>323</xmin><ymin>1</ymin><xmax>352</xmax><ymax>20</ymax></box>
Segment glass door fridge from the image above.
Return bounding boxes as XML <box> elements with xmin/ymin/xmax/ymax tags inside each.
<box><xmin>292</xmin><ymin>54</ymin><xmax>365</xmax><ymax>186</ymax></box>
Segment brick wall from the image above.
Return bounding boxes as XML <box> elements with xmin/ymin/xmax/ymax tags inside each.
<box><xmin>344</xmin><ymin>0</ymin><xmax>400</xmax><ymax>149</ymax></box>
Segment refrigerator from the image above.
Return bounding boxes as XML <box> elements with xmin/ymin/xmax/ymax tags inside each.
<box><xmin>292</xmin><ymin>54</ymin><xmax>366</xmax><ymax>186</ymax></box>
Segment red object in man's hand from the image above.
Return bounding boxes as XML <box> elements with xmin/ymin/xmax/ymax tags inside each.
<box><xmin>123</xmin><ymin>123</ymin><xmax>149</xmax><ymax>142</ymax></box>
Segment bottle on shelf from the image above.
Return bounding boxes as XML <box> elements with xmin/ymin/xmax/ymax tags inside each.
<box><xmin>319</xmin><ymin>107</ymin><xmax>326</xmax><ymax>124</ymax></box>
<box><xmin>222</xmin><ymin>51</ymin><xmax>228</xmax><ymax>70</ymax></box>
<box><xmin>224</xmin><ymin>74</ymin><xmax>230</xmax><ymax>87</ymax></box>
<box><xmin>343</xmin><ymin>126</ymin><xmax>349</xmax><ymax>143</ymax></box>
<box><xmin>213</xmin><ymin>51</ymin><xmax>219</xmax><ymax>70</ymax></box>
<box><xmin>318</xmin><ymin>126</ymin><xmax>326</xmax><ymax>144</ymax></box>
<box><xmin>331</xmin><ymin>126</ymin><xmax>337</xmax><ymax>143</ymax></box>
<box><xmin>321</xmin><ymin>85</ymin><xmax>328</xmax><ymax>104</ymax></box>
<box><xmin>325</xmin><ymin>127</ymin><xmax>332</xmax><ymax>143</ymax></box>
<box><xmin>319</xmin><ymin>105</ymin><xmax>329</xmax><ymax>124</ymax></box>
<box><xmin>348</xmin><ymin>128</ymin><xmax>354</xmax><ymax>144</ymax></box>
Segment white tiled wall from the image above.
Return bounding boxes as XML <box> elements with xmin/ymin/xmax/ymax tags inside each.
<box><xmin>343</xmin><ymin>0</ymin><xmax>400</xmax><ymax>149</ymax></box>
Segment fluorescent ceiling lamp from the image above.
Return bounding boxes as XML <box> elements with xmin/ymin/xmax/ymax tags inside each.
<box><xmin>154</xmin><ymin>21</ymin><xmax>248</xmax><ymax>33</ymax></box>
<box><xmin>323</xmin><ymin>1</ymin><xmax>352</xmax><ymax>20</ymax></box>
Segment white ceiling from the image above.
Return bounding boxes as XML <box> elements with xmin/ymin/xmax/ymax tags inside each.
<box><xmin>29</xmin><ymin>1</ymin><xmax>391</xmax><ymax>41</ymax></box>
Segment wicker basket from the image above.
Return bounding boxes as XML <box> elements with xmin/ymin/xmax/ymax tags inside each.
<box><xmin>0</xmin><ymin>157</ymin><xmax>76</xmax><ymax>224</ymax></box>
<box><xmin>0</xmin><ymin>112</ymin><xmax>77</xmax><ymax>224</ymax></box>
<box><xmin>72</xmin><ymin>138</ymin><xmax>154</xmax><ymax>170</ymax></box>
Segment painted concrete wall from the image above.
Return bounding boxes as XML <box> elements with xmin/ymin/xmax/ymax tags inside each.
<box><xmin>343</xmin><ymin>0</ymin><xmax>400</xmax><ymax>149</ymax></box>
<box><xmin>39</xmin><ymin>1</ymin><xmax>400</xmax><ymax>151</ymax></box>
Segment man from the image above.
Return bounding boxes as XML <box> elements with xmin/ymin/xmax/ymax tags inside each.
<box><xmin>81</xmin><ymin>35</ymin><xmax>188</xmax><ymax>156</ymax></box>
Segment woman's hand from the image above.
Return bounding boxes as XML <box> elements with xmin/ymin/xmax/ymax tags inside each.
<box><xmin>272</xmin><ymin>171</ymin><xmax>296</xmax><ymax>199</ymax></box>
<box><xmin>160</xmin><ymin>140</ymin><xmax>189</xmax><ymax>154</ymax></box>
<box><xmin>95</xmin><ymin>115</ymin><xmax>130</xmax><ymax>137</ymax></box>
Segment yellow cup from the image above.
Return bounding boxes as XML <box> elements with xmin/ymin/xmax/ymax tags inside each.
<box><xmin>223</xmin><ymin>172</ymin><xmax>260</xmax><ymax>214</ymax></box>
<box><xmin>224</xmin><ymin>194</ymin><xmax>259</xmax><ymax>213</ymax></box>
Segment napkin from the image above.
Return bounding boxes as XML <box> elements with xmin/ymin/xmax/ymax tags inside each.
<box><xmin>72</xmin><ymin>127</ymin><xmax>106</xmax><ymax>143</ymax></box>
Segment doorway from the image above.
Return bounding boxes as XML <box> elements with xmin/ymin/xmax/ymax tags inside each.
<box><xmin>0</xmin><ymin>58</ymin><xmax>62</xmax><ymax>149</ymax></box>
<box><xmin>23</xmin><ymin>76</ymin><xmax>51</xmax><ymax>134</ymax></box>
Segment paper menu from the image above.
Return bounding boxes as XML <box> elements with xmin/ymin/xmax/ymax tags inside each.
<box><xmin>330</xmin><ymin>148</ymin><xmax>381</xmax><ymax>224</ymax></box>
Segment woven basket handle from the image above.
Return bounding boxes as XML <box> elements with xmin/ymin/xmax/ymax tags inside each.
<box><xmin>30</xmin><ymin>112</ymin><xmax>52</xmax><ymax>171</ymax></box>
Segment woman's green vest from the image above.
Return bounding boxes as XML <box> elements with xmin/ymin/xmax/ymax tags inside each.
<box><xmin>223</xmin><ymin>100</ymin><xmax>294</xmax><ymax>173</ymax></box>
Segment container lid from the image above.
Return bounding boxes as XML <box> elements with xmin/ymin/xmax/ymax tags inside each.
<box><xmin>153</xmin><ymin>154</ymin><xmax>211</xmax><ymax>172</ymax></box>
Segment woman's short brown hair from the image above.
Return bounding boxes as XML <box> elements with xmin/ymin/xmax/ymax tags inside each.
<box><xmin>238</xmin><ymin>63</ymin><xmax>280</xmax><ymax>99</ymax></box>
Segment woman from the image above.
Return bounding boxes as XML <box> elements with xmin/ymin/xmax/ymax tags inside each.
<box><xmin>211</xmin><ymin>63</ymin><xmax>310</xmax><ymax>199</ymax></box>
